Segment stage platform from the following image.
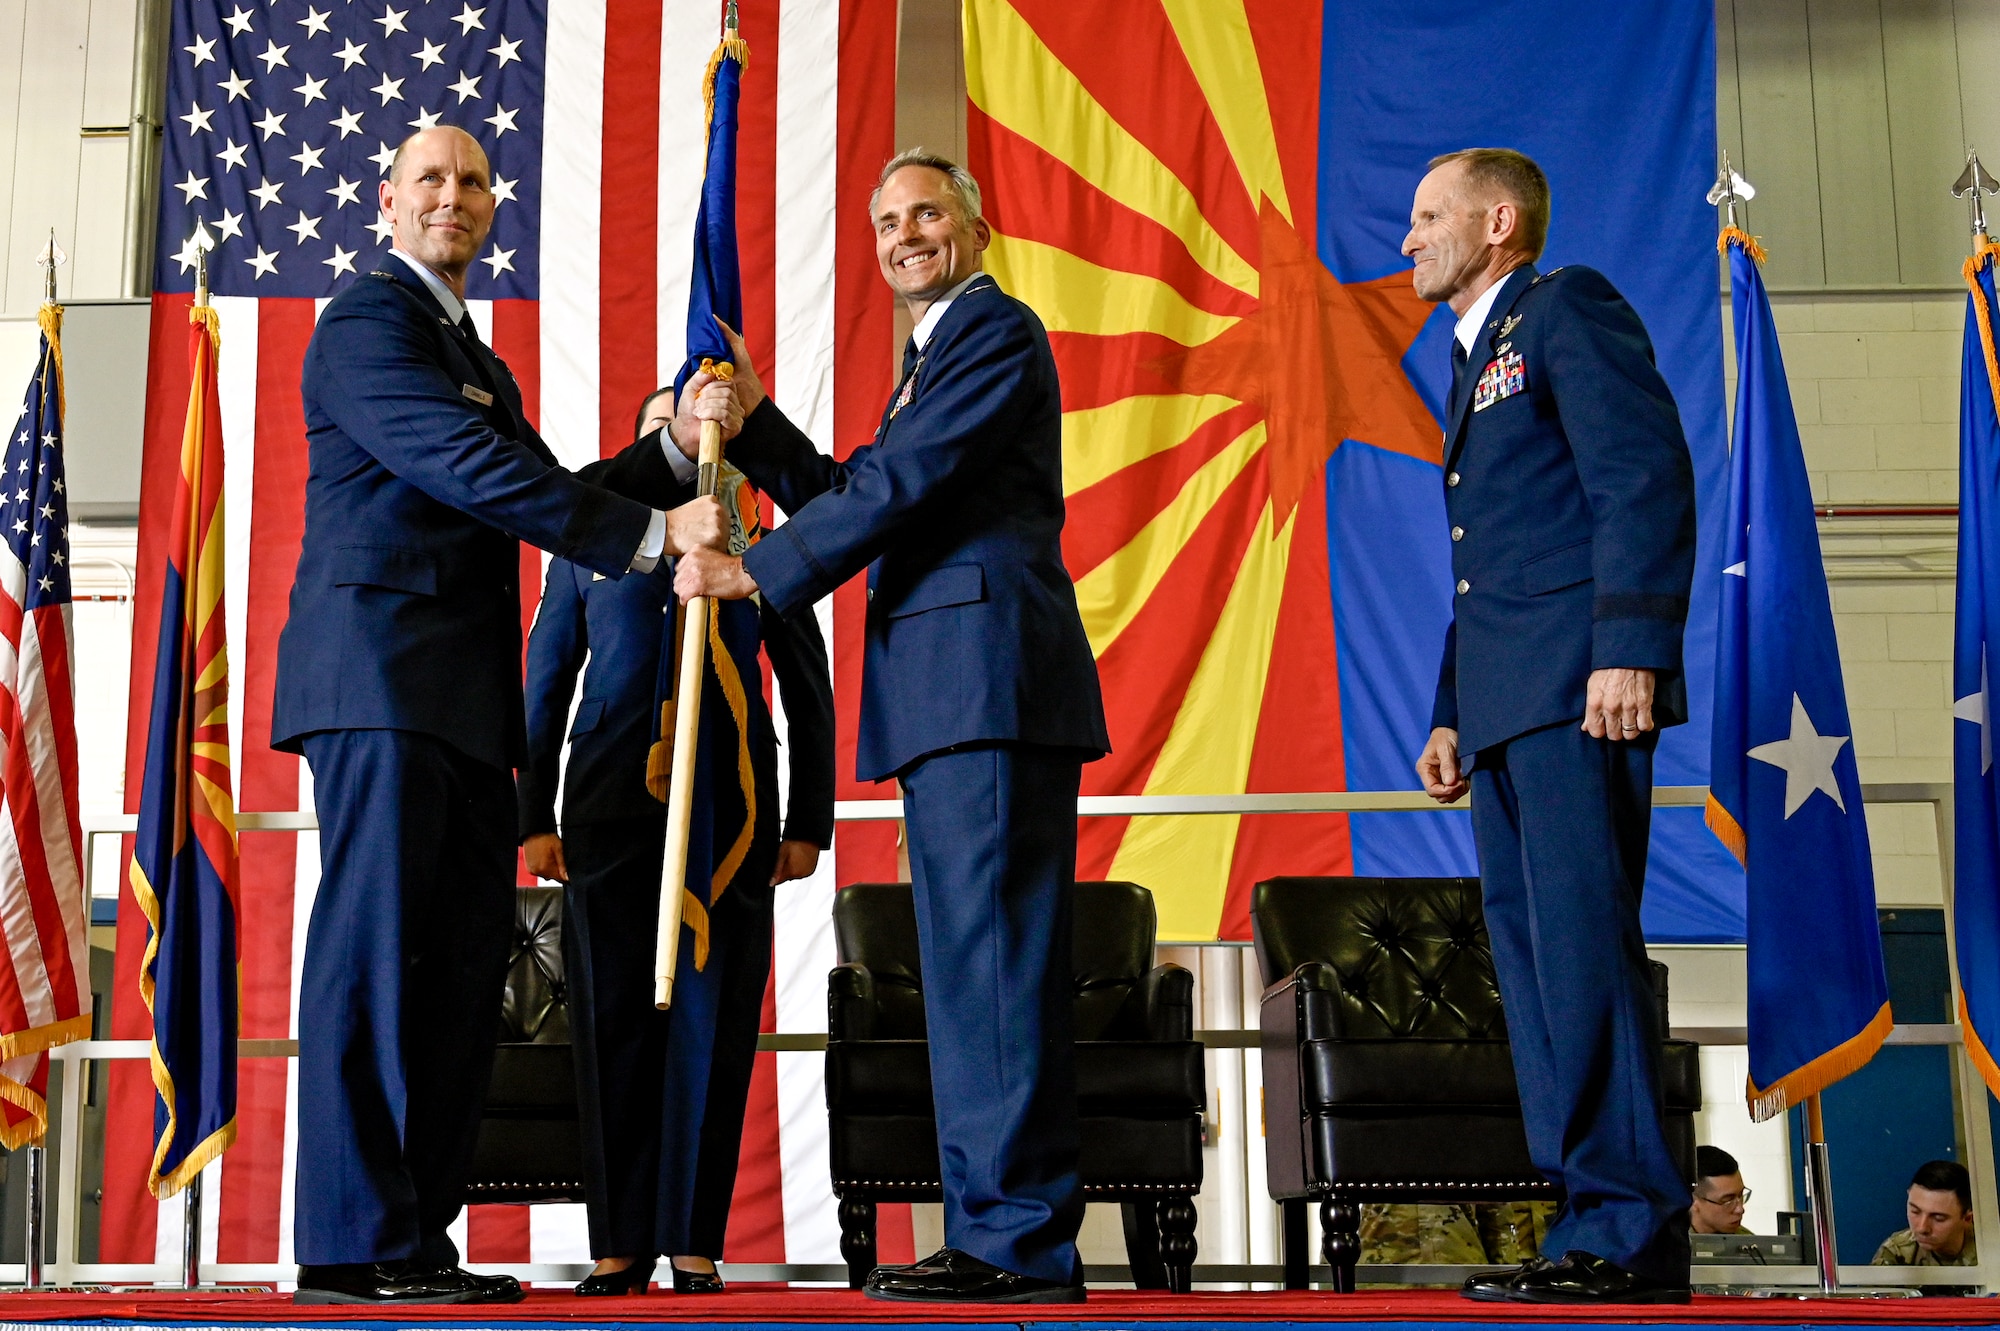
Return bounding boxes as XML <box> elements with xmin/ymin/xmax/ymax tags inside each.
<box><xmin>0</xmin><ymin>1288</ymin><xmax>1993</xmax><ymax>1330</ymax></box>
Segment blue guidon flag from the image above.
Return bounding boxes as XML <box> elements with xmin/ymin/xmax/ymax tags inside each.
<box><xmin>1707</xmin><ymin>227</ymin><xmax>1890</xmax><ymax>1120</ymax></box>
<box><xmin>1953</xmin><ymin>233</ymin><xmax>2000</xmax><ymax>1097</ymax></box>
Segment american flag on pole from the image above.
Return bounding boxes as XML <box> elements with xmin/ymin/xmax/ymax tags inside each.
<box><xmin>111</xmin><ymin>0</ymin><xmax>909</xmax><ymax>1271</ymax></box>
<box><xmin>0</xmin><ymin>299</ymin><xmax>93</xmax><ymax>1151</ymax></box>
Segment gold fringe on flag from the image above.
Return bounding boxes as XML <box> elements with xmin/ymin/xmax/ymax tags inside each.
<box><xmin>1965</xmin><ymin>236</ymin><xmax>2000</xmax><ymax>413</ymax></box>
<box><xmin>36</xmin><ymin>302</ymin><xmax>63</xmax><ymax>426</ymax></box>
<box><xmin>701</xmin><ymin>34</ymin><xmax>749</xmax><ymax>142</ymax></box>
<box><xmin>1718</xmin><ymin>225</ymin><xmax>1769</xmax><ymax>266</ymax></box>
<box><xmin>1963</xmin><ymin>990</ymin><xmax>2000</xmax><ymax>1100</ymax></box>
<box><xmin>1704</xmin><ymin>793</ymin><xmax>1746</xmax><ymax>868</ymax></box>
<box><xmin>1745</xmin><ymin>1001</ymin><xmax>1893</xmax><ymax>1123</ymax></box>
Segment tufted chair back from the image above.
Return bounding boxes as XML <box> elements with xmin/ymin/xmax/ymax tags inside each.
<box><xmin>498</xmin><ymin>885</ymin><xmax>569</xmax><ymax>1044</ymax></box>
<box><xmin>1252</xmin><ymin>876</ymin><xmax>1503</xmax><ymax>1039</ymax></box>
<box><xmin>832</xmin><ymin>880</ymin><xmax>1161</xmax><ymax>1040</ymax></box>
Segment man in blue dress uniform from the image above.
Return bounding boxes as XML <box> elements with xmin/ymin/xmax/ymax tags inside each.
<box><xmin>271</xmin><ymin>126</ymin><xmax>738</xmax><ymax>1305</ymax></box>
<box><xmin>1407</xmin><ymin>149</ymin><xmax>1697</xmax><ymax>1304</ymax></box>
<box><xmin>674</xmin><ymin>151</ymin><xmax>1109</xmax><ymax>1304</ymax></box>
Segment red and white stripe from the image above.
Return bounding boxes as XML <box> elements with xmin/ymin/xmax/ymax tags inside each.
<box><xmin>111</xmin><ymin>0</ymin><xmax>908</xmax><ymax>1273</ymax></box>
<box><xmin>0</xmin><ymin>530</ymin><xmax>89</xmax><ymax>1129</ymax></box>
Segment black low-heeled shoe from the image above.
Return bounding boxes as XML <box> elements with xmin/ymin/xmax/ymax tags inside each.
<box><xmin>574</xmin><ymin>1259</ymin><xmax>655</xmax><ymax>1296</ymax></box>
<box><xmin>670</xmin><ymin>1262</ymin><xmax>725</xmax><ymax>1294</ymax></box>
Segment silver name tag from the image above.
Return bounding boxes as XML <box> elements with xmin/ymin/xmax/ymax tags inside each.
<box><xmin>462</xmin><ymin>383</ymin><xmax>494</xmax><ymax>406</ymax></box>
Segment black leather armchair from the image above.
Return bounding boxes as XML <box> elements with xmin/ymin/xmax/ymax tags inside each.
<box><xmin>465</xmin><ymin>885</ymin><xmax>586</xmax><ymax>1204</ymax></box>
<box><xmin>1252</xmin><ymin>876</ymin><xmax>1701</xmax><ymax>1291</ymax></box>
<box><xmin>826</xmin><ymin>880</ymin><xmax>1205</xmax><ymax>1291</ymax></box>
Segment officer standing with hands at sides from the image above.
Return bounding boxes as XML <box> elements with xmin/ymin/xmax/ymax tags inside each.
<box><xmin>517</xmin><ymin>387</ymin><xmax>834</xmax><ymax>1297</ymax></box>
<box><xmin>1408</xmin><ymin>148</ymin><xmax>1697</xmax><ymax>1305</ymax></box>
<box><xmin>674</xmin><ymin>150</ymin><xmax>1109</xmax><ymax>1304</ymax></box>
<box><xmin>272</xmin><ymin>124</ymin><xmax>742</xmax><ymax>1306</ymax></box>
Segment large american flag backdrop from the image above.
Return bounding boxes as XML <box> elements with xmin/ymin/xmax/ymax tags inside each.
<box><xmin>110</xmin><ymin>0</ymin><xmax>911</xmax><ymax>1271</ymax></box>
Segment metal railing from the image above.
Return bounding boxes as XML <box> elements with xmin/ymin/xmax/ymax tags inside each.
<box><xmin>45</xmin><ymin>783</ymin><xmax>1987</xmax><ymax>1291</ymax></box>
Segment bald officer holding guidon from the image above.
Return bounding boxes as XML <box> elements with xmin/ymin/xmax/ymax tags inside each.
<box><xmin>1408</xmin><ymin>148</ymin><xmax>1697</xmax><ymax>1305</ymax></box>
<box><xmin>273</xmin><ymin>125</ymin><xmax>740</xmax><ymax>1306</ymax></box>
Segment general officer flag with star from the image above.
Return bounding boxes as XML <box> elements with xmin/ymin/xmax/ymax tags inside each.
<box><xmin>1952</xmin><ymin>235</ymin><xmax>2000</xmax><ymax>1098</ymax></box>
<box><xmin>1708</xmin><ymin>229</ymin><xmax>1890</xmax><ymax>1121</ymax></box>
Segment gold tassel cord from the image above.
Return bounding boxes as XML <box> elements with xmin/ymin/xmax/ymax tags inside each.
<box><xmin>1717</xmin><ymin>225</ymin><xmax>1769</xmax><ymax>266</ymax></box>
<box><xmin>36</xmin><ymin>302</ymin><xmax>63</xmax><ymax>426</ymax></box>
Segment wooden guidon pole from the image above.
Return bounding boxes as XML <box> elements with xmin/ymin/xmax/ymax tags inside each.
<box><xmin>653</xmin><ymin>415</ymin><xmax>724</xmax><ymax>1009</ymax></box>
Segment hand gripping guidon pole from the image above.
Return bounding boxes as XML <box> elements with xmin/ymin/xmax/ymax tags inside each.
<box><xmin>653</xmin><ymin>405</ymin><xmax>726</xmax><ymax>1010</ymax></box>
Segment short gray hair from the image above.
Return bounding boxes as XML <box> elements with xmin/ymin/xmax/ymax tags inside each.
<box><xmin>869</xmin><ymin>148</ymin><xmax>983</xmax><ymax>223</ymax></box>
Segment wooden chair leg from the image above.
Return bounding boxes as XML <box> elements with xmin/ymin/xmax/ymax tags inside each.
<box><xmin>1158</xmin><ymin>1195</ymin><xmax>1198</xmax><ymax>1294</ymax></box>
<box><xmin>837</xmin><ymin>1196</ymin><xmax>877</xmax><ymax>1290</ymax></box>
<box><xmin>1121</xmin><ymin>1199</ymin><xmax>1168</xmax><ymax>1289</ymax></box>
<box><xmin>1320</xmin><ymin>1197</ymin><xmax>1359</xmax><ymax>1294</ymax></box>
<box><xmin>1281</xmin><ymin>1198</ymin><xmax>1309</xmax><ymax>1289</ymax></box>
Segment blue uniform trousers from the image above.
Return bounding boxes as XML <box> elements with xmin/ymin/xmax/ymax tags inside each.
<box><xmin>1468</xmin><ymin>722</ymin><xmax>1689</xmax><ymax>1283</ymax></box>
<box><xmin>898</xmin><ymin>742</ymin><xmax>1084</xmax><ymax>1286</ymax></box>
<box><xmin>562</xmin><ymin>799</ymin><xmax>777</xmax><ymax>1259</ymax></box>
<box><xmin>294</xmin><ymin>729</ymin><xmax>517</xmax><ymax>1266</ymax></box>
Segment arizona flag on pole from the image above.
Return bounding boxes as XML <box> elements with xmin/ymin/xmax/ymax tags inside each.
<box><xmin>128</xmin><ymin>286</ymin><xmax>241</xmax><ymax>1196</ymax></box>
<box><xmin>1952</xmin><ymin>233</ymin><xmax>2000</xmax><ymax>1096</ymax></box>
<box><xmin>1708</xmin><ymin>228</ymin><xmax>1890</xmax><ymax>1120</ymax></box>
<box><xmin>0</xmin><ymin>294</ymin><xmax>94</xmax><ymax>1148</ymax></box>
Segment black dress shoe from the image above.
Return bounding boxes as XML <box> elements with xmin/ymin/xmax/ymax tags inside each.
<box><xmin>294</xmin><ymin>1262</ymin><xmax>521</xmax><ymax>1305</ymax></box>
<box><xmin>865</xmin><ymin>1247</ymin><xmax>1085</xmax><ymax>1304</ymax></box>
<box><xmin>669</xmin><ymin>1262</ymin><xmax>725</xmax><ymax>1294</ymax></box>
<box><xmin>1460</xmin><ymin>1254</ymin><xmax>1551</xmax><ymax>1302</ymax></box>
<box><xmin>575</xmin><ymin>1259</ymin><xmax>655</xmax><ymax>1296</ymax></box>
<box><xmin>1506</xmin><ymin>1250</ymin><xmax>1691</xmax><ymax>1304</ymax></box>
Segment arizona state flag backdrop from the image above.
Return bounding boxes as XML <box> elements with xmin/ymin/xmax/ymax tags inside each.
<box><xmin>1954</xmin><ymin>237</ymin><xmax>2000</xmax><ymax>1096</ymax></box>
<box><xmin>1709</xmin><ymin>232</ymin><xmax>1888</xmax><ymax>1119</ymax></box>
<box><xmin>964</xmin><ymin>0</ymin><xmax>1739</xmax><ymax>940</ymax></box>
<box><xmin>128</xmin><ymin>300</ymin><xmax>242</xmax><ymax>1196</ymax></box>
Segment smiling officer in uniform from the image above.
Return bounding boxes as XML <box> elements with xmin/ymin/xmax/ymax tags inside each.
<box><xmin>1407</xmin><ymin>148</ymin><xmax>1697</xmax><ymax>1306</ymax></box>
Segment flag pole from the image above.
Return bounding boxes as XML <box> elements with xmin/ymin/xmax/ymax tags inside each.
<box><xmin>653</xmin><ymin>0</ymin><xmax>743</xmax><ymax>1010</ymax></box>
<box><xmin>1803</xmin><ymin>1094</ymin><xmax>1840</xmax><ymax>1294</ymax></box>
<box><xmin>19</xmin><ymin>230</ymin><xmax>65</xmax><ymax>1296</ymax></box>
<box><xmin>653</xmin><ymin>412</ymin><xmax>723</xmax><ymax>1010</ymax></box>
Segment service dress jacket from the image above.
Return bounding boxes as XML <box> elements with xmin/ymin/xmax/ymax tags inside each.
<box><xmin>274</xmin><ymin>262</ymin><xmax>670</xmax><ymax>771</ymax></box>
<box><xmin>733</xmin><ymin>275</ymin><xmax>1109</xmax><ymax>782</ymax></box>
<box><xmin>1430</xmin><ymin>264</ymin><xmax>1698</xmax><ymax>757</ymax></box>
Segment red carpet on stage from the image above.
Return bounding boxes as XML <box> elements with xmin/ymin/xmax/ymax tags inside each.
<box><xmin>0</xmin><ymin>1288</ymin><xmax>1993</xmax><ymax>1327</ymax></box>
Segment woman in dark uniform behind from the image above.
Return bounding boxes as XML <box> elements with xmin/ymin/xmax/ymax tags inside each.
<box><xmin>519</xmin><ymin>387</ymin><xmax>834</xmax><ymax>1294</ymax></box>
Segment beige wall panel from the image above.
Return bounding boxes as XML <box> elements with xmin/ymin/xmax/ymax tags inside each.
<box><xmin>80</xmin><ymin>0</ymin><xmax>136</xmax><ymax>127</ymax></box>
<box><xmin>68</xmin><ymin>137</ymin><xmax>130</xmax><ymax>298</ymax></box>
<box><xmin>5</xmin><ymin>0</ymin><xmax>91</xmax><ymax>317</ymax></box>
<box><xmin>0</xmin><ymin>0</ymin><xmax>29</xmax><ymax>316</ymax></box>
<box><xmin>1881</xmin><ymin>0</ymin><xmax>1968</xmax><ymax>284</ymax></box>
<box><xmin>1954</xmin><ymin>0</ymin><xmax>2000</xmax><ymax>176</ymax></box>
<box><xmin>1734</xmin><ymin>0</ymin><xmax>1828</xmax><ymax>286</ymax></box>
<box><xmin>1804</xmin><ymin>0</ymin><xmax>1901</xmax><ymax>286</ymax></box>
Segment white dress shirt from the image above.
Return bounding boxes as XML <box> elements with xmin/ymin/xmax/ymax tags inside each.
<box><xmin>1454</xmin><ymin>276</ymin><xmax>1507</xmax><ymax>355</ymax></box>
<box><xmin>911</xmin><ymin>270</ymin><xmax>988</xmax><ymax>351</ymax></box>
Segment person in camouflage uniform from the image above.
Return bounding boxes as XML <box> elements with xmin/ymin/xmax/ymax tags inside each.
<box><xmin>1362</xmin><ymin>1202</ymin><xmax>1557</xmax><ymax>1269</ymax></box>
<box><xmin>1873</xmin><ymin>1160</ymin><xmax>1977</xmax><ymax>1268</ymax></box>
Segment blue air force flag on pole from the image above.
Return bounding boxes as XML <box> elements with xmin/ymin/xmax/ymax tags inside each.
<box><xmin>1952</xmin><ymin>235</ymin><xmax>2000</xmax><ymax>1096</ymax></box>
<box><xmin>1706</xmin><ymin>229</ymin><xmax>1890</xmax><ymax>1121</ymax></box>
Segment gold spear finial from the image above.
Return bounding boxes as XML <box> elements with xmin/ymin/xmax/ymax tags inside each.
<box><xmin>1954</xmin><ymin>148</ymin><xmax>1999</xmax><ymax>243</ymax></box>
<box><xmin>35</xmin><ymin>230</ymin><xmax>66</xmax><ymax>304</ymax></box>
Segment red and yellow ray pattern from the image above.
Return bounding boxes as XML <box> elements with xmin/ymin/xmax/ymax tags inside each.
<box><xmin>966</xmin><ymin>0</ymin><xmax>1439</xmax><ymax>938</ymax></box>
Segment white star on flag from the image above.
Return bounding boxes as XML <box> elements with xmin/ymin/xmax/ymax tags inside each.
<box><xmin>245</xmin><ymin>246</ymin><xmax>280</xmax><ymax>278</ymax></box>
<box><xmin>452</xmin><ymin>4</ymin><xmax>486</xmax><ymax>35</ymax></box>
<box><xmin>1747</xmin><ymin>693</ymin><xmax>1851</xmax><ymax>818</ymax></box>
<box><xmin>175</xmin><ymin>171</ymin><xmax>211</xmax><ymax>204</ymax></box>
<box><xmin>375</xmin><ymin>6</ymin><xmax>409</xmax><ymax>38</ymax></box>
<box><xmin>217</xmin><ymin>139</ymin><xmax>248</xmax><ymax>171</ymax></box>
<box><xmin>1958</xmin><ymin>646</ymin><xmax>1992</xmax><ymax>775</ymax></box>
<box><xmin>219</xmin><ymin>70</ymin><xmax>253</xmax><ymax>102</ymax></box>
<box><xmin>332</xmin><ymin>107</ymin><xmax>365</xmax><ymax>138</ymax></box>
<box><xmin>481</xmin><ymin>246</ymin><xmax>515</xmax><ymax>277</ymax></box>
<box><xmin>257</xmin><ymin>41</ymin><xmax>291</xmax><ymax>73</ymax></box>
<box><xmin>323</xmin><ymin>246</ymin><xmax>359</xmax><ymax>277</ymax></box>
<box><xmin>448</xmin><ymin>71</ymin><xmax>482</xmax><ymax>102</ymax></box>
<box><xmin>413</xmin><ymin>39</ymin><xmax>447</xmax><ymax>71</ymax></box>
<box><xmin>297</xmin><ymin>7</ymin><xmax>332</xmax><ymax>37</ymax></box>
<box><xmin>326</xmin><ymin>176</ymin><xmax>361</xmax><ymax>208</ymax></box>
<box><xmin>223</xmin><ymin>6</ymin><xmax>254</xmax><ymax>37</ymax></box>
<box><xmin>181</xmin><ymin>102</ymin><xmax>215</xmax><ymax>135</ymax></box>
<box><xmin>334</xmin><ymin>38</ymin><xmax>369</xmax><ymax>70</ymax></box>
<box><xmin>484</xmin><ymin>105</ymin><xmax>518</xmax><ymax>136</ymax></box>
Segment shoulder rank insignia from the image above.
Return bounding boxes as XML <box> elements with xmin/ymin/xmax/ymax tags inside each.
<box><xmin>1473</xmin><ymin>350</ymin><xmax>1527</xmax><ymax>413</ymax></box>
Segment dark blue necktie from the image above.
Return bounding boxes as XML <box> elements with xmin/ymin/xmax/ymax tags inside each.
<box><xmin>1450</xmin><ymin>338</ymin><xmax>1469</xmax><ymax>418</ymax></box>
<box><xmin>901</xmin><ymin>337</ymin><xmax>919</xmax><ymax>378</ymax></box>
